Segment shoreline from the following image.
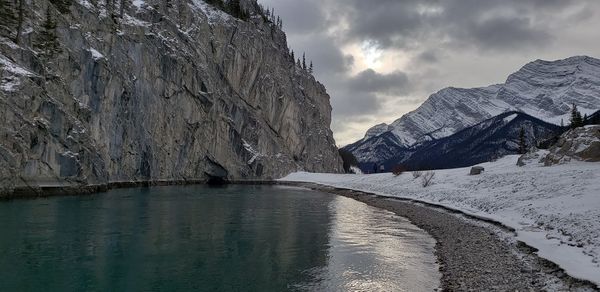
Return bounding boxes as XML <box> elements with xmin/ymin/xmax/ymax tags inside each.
<box><xmin>287</xmin><ymin>181</ymin><xmax>599</xmax><ymax>291</ymax></box>
<box><xmin>0</xmin><ymin>179</ymin><xmax>270</xmax><ymax>200</ymax></box>
<box><xmin>2</xmin><ymin>180</ymin><xmax>598</xmax><ymax>290</ymax></box>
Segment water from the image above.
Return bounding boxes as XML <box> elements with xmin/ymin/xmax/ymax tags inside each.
<box><xmin>0</xmin><ymin>185</ymin><xmax>440</xmax><ymax>291</ymax></box>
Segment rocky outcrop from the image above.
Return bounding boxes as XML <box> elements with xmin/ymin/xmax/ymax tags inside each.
<box><xmin>542</xmin><ymin>126</ymin><xmax>600</xmax><ymax>165</ymax></box>
<box><xmin>0</xmin><ymin>0</ymin><xmax>342</xmax><ymax>196</ymax></box>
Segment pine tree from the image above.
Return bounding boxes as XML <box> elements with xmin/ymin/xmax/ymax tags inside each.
<box><xmin>583</xmin><ymin>113</ymin><xmax>588</xmax><ymax>123</ymax></box>
<box><xmin>50</xmin><ymin>0</ymin><xmax>72</xmax><ymax>14</ymax></box>
<box><xmin>15</xmin><ymin>0</ymin><xmax>25</xmax><ymax>44</ymax></box>
<box><xmin>296</xmin><ymin>58</ymin><xmax>301</xmax><ymax>68</ymax></box>
<box><xmin>309</xmin><ymin>61</ymin><xmax>313</xmax><ymax>74</ymax></box>
<box><xmin>560</xmin><ymin>118</ymin><xmax>564</xmax><ymax>128</ymax></box>
<box><xmin>119</xmin><ymin>0</ymin><xmax>128</xmax><ymax>18</ymax></box>
<box><xmin>206</xmin><ymin>0</ymin><xmax>224</xmax><ymax>9</ymax></box>
<box><xmin>226</xmin><ymin>0</ymin><xmax>247</xmax><ymax>20</ymax></box>
<box><xmin>302</xmin><ymin>53</ymin><xmax>306</xmax><ymax>70</ymax></box>
<box><xmin>35</xmin><ymin>9</ymin><xmax>61</xmax><ymax>59</ymax></box>
<box><xmin>570</xmin><ymin>103</ymin><xmax>584</xmax><ymax>129</ymax></box>
<box><xmin>290</xmin><ymin>50</ymin><xmax>294</xmax><ymax>62</ymax></box>
<box><xmin>518</xmin><ymin>126</ymin><xmax>527</xmax><ymax>154</ymax></box>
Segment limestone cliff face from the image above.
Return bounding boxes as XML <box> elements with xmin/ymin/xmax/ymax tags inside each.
<box><xmin>0</xmin><ymin>0</ymin><xmax>342</xmax><ymax>194</ymax></box>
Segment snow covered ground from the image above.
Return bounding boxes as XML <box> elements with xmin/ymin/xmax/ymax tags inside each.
<box><xmin>281</xmin><ymin>155</ymin><xmax>600</xmax><ymax>286</ymax></box>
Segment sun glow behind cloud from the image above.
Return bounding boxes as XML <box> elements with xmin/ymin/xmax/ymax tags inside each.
<box><xmin>259</xmin><ymin>0</ymin><xmax>600</xmax><ymax>146</ymax></box>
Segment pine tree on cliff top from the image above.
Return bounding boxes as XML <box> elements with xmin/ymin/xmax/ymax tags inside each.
<box><xmin>570</xmin><ymin>103</ymin><xmax>584</xmax><ymax>129</ymax></box>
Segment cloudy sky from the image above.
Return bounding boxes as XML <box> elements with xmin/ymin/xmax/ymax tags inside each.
<box><xmin>259</xmin><ymin>0</ymin><xmax>600</xmax><ymax>146</ymax></box>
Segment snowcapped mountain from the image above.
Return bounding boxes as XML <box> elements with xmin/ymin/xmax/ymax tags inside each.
<box><xmin>349</xmin><ymin>56</ymin><xmax>600</xmax><ymax>163</ymax></box>
<box><xmin>385</xmin><ymin>111</ymin><xmax>561</xmax><ymax>170</ymax></box>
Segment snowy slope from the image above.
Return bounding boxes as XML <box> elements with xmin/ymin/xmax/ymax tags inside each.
<box><xmin>389</xmin><ymin>111</ymin><xmax>562</xmax><ymax>170</ymax></box>
<box><xmin>281</xmin><ymin>157</ymin><xmax>600</xmax><ymax>286</ymax></box>
<box><xmin>353</xmin><ymin>56</ymin><xmax>600</xmax><ymax>162</ymax></box>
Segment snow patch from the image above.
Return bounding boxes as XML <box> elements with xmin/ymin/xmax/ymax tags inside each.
<box><xmin>88</xmin><ymin>48</ymin><xmax>105</xmax><ymax>60</ymax></box>
<box><xmin>132</xmin><ymin>0</ymin><xmax>145</xmax><ymax>10</ymax></box>
<box><xmin>0</xmin><ymin>55</ymin><xmax>36</xmax><ymax>76</ymax></box>
<box><xmin>123</xmin><ymin>14</ymin><xmax>151</xmax><ymax>27</ymax></box>
<box><xmin>1</xmin><ymin>55</ymin><xmax>37</xmax><ymax>92</ymax></box>
<box><xmin>503</xmin><ymin>113</ymin><xmax>518</xmax><ymax>123</ymax></box>
<box><xmin>189</xmin><ymin>0</ymin><xmax>231</xmax><ymax>24</ymax></box>
<box><xmin>77</xmin><ymin>0</ymin><xmax>94</xmax><ymax>10</ymax></box>
<box><xmin>242</xmin><ymin>139</ymin><xmax>263</xmax><ymax>165</ymax></box>
<box><xmin>281</xmin><ymin>156</ymin><xmax>600</xmax><ymax>286</ymax></box>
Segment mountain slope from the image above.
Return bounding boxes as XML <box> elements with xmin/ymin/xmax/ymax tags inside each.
<box><xmin>383</xmin><ymin>112</ymin><xmax>562</xmax><ymax>170</ymax></box>
<box><xmin>0</xmin><ymin>0</ymin><xmax>342</xmax><ymax>195</ymax></box>
<box><xmin>354</xmin><ymin>56</ymin><xmax>600</xmax><ymax>163</ymax></box>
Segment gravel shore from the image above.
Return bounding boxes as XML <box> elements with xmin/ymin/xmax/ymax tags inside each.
<box><xmin>293</xmin><ymin>183</ymin><xmax>599</xmax><ymax>291</ymax></box>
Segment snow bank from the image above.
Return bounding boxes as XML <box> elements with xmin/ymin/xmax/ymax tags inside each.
<box><xmin>281</xmin><ymin>156</ymin><xmax>600</xmax><ymax>285</ymax></box>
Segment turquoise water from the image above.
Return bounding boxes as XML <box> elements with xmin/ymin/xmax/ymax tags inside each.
<box><xmin>0</xmin><ymin>185</ymin><xmax>440</xmax><ymax>291</ymax></box>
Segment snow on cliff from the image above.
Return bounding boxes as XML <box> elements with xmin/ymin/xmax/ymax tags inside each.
<box><xmin>281</xmin><ymin>157</ymin><xmax>600</xmax><ymax>286</ymax></box>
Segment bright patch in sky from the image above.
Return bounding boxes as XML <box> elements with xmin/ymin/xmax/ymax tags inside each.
<box><xmin>361</xmin><ymin>41</ymin><xmax>383</xmax><ymax>69</ymax></box>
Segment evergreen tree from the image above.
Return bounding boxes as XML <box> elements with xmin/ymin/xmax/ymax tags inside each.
<box><xmin>205</xmin><ymin>0</ymin><xmax>224</xmax><ymax>9</ymax></box>
<box><xmin>309</xmin><ymin>61</ymin><xmax>313</xmax><ymax>74</ymax></box>
<box><xmin>296</xmin><ymin>58</ymin><xmax>301</xmax><ymax>68</ymax></box>
<box><xmin>50</xmin><ymin>0</ymin><xmax>72</xmax><ymax>14</ymax></box>
<box><xmin>302</xmin><ymin>53</ymin><xmax>306</xmax><ymax>70</ymax></box>
<box><xmin>338</xmin><ymin>149</ymin><xmax>358</xmax><ymax>173</ymax></box>
<box><xmin>35</xmin><ymin>9</ymin><xmax>61</xmax><ymax>59</ymax></box>
<box><xmin>518</xmin><ymin>126</ymin><xmax>527</xmax><ymax>154</ymax></box>
<box><xmin>15</xmin><ymin>0</ymin><xmax>25</xmax><ymax>44</ymax></box>
<box><xmin>119</xmin><ymin>0</ymin><xmax>130</xmax><ymax>18</ymax></box>
<box><xmin>570</xmin><ymin>103</ymin><xmax>584</xmax><ymax>129</ymax></box>
<box><xmin>290</xmin><ymin>50</ymin><xmax>294</xmax><ymax>63</ymax></box>
<box><xmin>560</xmin><ymin>118</ymin><xmax>564</xmax><ymax>128</ymax></box>
<box><xmin>0</xmin><ymin>0</ymin><xmax>17</xmax><ymax>38</ymax></box>
<box><xmin>583</xmin><ymin>113</ymin><xmax>588</xmax><ymax>123</ymax></box>
<box><xmin>226</xmin><ymin>0</ymin><xmax>247</xmax><ymax>20</ymax></box>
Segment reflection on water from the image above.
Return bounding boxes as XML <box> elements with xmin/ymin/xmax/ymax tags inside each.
<box><xmin>0</xmin><ymin>185</ymin><xmax>439</xmax><ymax>291</ymax></box>
<box><xmin>299</xmin><ymin>195</ymin><xmax>441</xmax><ymax>291</ymax></box>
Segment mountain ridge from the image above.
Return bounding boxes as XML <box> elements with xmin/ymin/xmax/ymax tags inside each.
<box><xmin>351</xmin><ymin>55</ymin><xmax>600</xmax><ymax>163</ymax></box>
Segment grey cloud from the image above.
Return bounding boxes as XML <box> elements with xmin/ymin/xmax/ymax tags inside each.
<box><xmin>464</xmin><ymin>16</ymin><xmax>551</xmax><ymax>51</ymax></box>
<box><xmin>289</xmin><ymin>34</ymin><xmax>354</xmax><ymax>75</ymax></box>
<box><xmin>349</xmin><ymin>69</ymin><xmax>410</xmax><ymax>95</ymax></box>
<box><xmin>257</xmin><ymin>0</ymin><xmax>600</xmax><ymax>145</ymax></box>
<box><xmin>418</xmin><ymin>50</ymin><xmax>439</xmax><ymax>63</ymax></box>
<box><xmin>261</xmin><ymin>0</ymin><xmax>326</xmax><ymax>35</ymax></box>
<box><xmin>337</xmin><ymin>0</ymin><xmax>585</xmax><ymax>51</ymax></box>
<box><xmin>331</xmin><ymin>90</ymin><xmax>381</xmax><ymax>117</ymax></box>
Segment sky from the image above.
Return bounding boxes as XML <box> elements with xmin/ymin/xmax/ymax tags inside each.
<box><xmin>258</xmin><ymin>0</ymin><xmax>600</xmax><ymax>146</ymax></box>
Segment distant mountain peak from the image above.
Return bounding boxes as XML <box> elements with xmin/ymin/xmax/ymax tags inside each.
<box><xmin>348</xmin><ymin>55</ymin><xmax>600</xmax><ymax>164</ymax></box>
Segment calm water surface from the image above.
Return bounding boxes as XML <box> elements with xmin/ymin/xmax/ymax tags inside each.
<box><xmin>0</xmin><ymin>185</ymin><xmax>440</xmax><ymax>291</ymax></box>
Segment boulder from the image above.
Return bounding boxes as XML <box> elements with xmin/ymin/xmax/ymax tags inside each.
<box><xmin>542</xmin><ymin>126</ymin><xmax>600</xmax><ymax>166</ymax></box>
<box><xmin>470</xmin><ymin>166</ymin><xmax>485</xmax><ymax>175</ymax></box>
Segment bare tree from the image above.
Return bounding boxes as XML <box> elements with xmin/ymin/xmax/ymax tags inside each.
<box><xmin>412</xmin><ymin>170</ymin><xmax>423</xmax><ymax>179</ymax></box>
<box><xmin>421</xmin><ymin>171</ymin><xmax>435</xmax><ymax>187</ymax></box>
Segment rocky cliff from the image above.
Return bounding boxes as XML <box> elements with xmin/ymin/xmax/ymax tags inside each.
<box><xmin>0</xmin><ymin>0</ymin><xmax>342</xmax><ymax>195</ymax></box>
